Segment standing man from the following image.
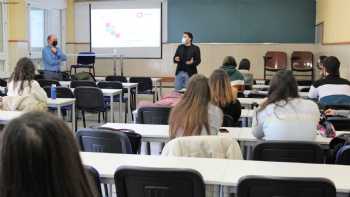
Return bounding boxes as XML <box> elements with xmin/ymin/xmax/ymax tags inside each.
<box><xmin>173</xmin><ymin>32</ymin><xmax>201</xmax><ymax>90</ymax></box>
<box><xmin>42</xmin><ymin>34</ymin><xmax>67</xmax><ymax>80</ymax></box>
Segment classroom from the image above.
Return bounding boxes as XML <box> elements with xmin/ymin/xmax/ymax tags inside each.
<box><xmin>1</xmin><ymin>0</ymin><xmax>350</xmax><ymax>197</ymax></box>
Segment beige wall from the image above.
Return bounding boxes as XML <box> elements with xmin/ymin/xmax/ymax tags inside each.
<box><xmin>316</xmin><ymin>0</ymin><xmax>350</xmax><ymax>44</ymax></box>
<box><xmin>66</xmin><ymin>43</ymin><xmax>318</xmax><ymax>80</ymax></box>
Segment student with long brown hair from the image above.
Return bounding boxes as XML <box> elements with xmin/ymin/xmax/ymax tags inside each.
<box><xmin>252</xmin><ymin>70</ymin><xmax>319</xmax><ymax>141</ymax></box>
<box><xmin>169</xmin><ymin>74</ymin><xmax>223</xmax><ymax>138</ymax></box>
<box><xmin>0</xmin><ymin>112</ymin><xmax>97</xmax><ymax>197</ymax></box>
<box><xmin>209</xmin><ymin>69</ymin><xmax>241</xmax><ymax>126</ymax></box>
<box><xmin>1</xmin><ymin>57</ymin><xmax>47</xmax><ymax>111</ymax></box>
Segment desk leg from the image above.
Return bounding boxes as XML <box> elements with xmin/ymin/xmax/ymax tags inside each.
<box><xmin>72</xmin><ymin>102</ymin><xmax>76</xmax><ymax>132</ymax></box>
<box><xmin>57</xmin><ymin>105</ymin><xmax>62</xmax><ymax>119</ymax></box>
<box><xmin>127</xmin><ymin>87</ymin><xmax>132</xmax><ymax>122</ymax></box>
<box><xmin>119</xmin><ymin>93</ymin><xmax>122</xmax><ymax>122</ymax></box>
<box><xmin>159</xmin><ymin>81</ymin><xmax>162</xmax><ymax>98</ymax></box>
<box><xmin>110</xmin><ymin>96</ymin><xmax>114</xmax><ymax>122</ymax></box>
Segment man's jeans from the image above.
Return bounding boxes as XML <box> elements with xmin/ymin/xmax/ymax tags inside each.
<box><xmin>175</xmin><ymin>71</ymin><xmax>189</xmax><ymax>91</ymax></box>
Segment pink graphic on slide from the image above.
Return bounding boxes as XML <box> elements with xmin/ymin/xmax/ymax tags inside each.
<box><xmin>105</xmin><ymin>22</ymin><xmax>121</xmax><ymax>39</ymax></box>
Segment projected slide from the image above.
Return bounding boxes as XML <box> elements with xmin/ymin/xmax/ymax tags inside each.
<box><xmin>91</xmin><ymin>9</ymin><xmax>161</xmax><ymax>48</ymax></box>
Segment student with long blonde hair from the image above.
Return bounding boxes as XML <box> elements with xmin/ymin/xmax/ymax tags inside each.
<box><xmin>209</xmin><ymin>69</ymin><xmax>241</xmax><ymax>126</ymax></box>
<box><xmin>169</xmin><ymin>74</ymin><xmax>223</xmax><ymax>138</ymax></box>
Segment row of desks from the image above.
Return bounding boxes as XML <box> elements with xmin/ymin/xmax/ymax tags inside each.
<box><xmin>81</xmin><ymin>152</ymin><xmax>350</xmax><ymax>195</ymax></box>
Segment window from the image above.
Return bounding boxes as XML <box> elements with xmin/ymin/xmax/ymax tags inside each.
<box><xmin>0</xmin><ymin>1</ymin><xmax>7</xmax><ymax>75</ymax></box>
<box><xmin>29</xmin><ymin>8</ymin><xmax>45</xmax><ymax>50</ymax></box>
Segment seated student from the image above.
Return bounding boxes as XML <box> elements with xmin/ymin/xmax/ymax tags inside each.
<box><xmin>0</xmin><ymin>112</ymin><xmax>97</xmax><ymax>197</ymax></box>
<box><xmin>209</xmin><ymin>69</ymin><xmax>241</xmax><ymax>126</ymax></box>
<box><xmin>0</xmin><ymin>57</ymin><xmax>47</xmax><ymax>111</ymax></box>
<box><xmin>238</xmin><ymin>58</ymin><xmax>254</xmax><ymax>89</ymax></box>
<box><xmin>308</xmin><ymin>56</ymin><xmax>350</xmax><ymax>106</ymax></box>
<box><xmin>169</xmin><ymin>74</ymin><xmax>223</xmax><ymax>138</ymax></box>
<box><xmin>221</xmin><ymin>56</ymin><xmax>245</xmax><ymax>88</ymax></box>
<box><xmin>252</xmin><ymin>70</ymin><xmax>320</xmax><ymax>141</ymax></box>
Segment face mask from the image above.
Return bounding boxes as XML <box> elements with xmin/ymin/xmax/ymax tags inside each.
<box><xmin>52</xmin><ymin>40</ymin><xmax>58</xmax><ymax>47</ymax></box>
<box><xmin>181</xmin><ymin>37</ymin><xmax>187</xmax><ymax>44</ymax></box>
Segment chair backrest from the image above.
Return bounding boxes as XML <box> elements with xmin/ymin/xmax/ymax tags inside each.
<box><xmin>98</xmin><ymin>127</ymin><xmax>142</xmax><ymax>154</ymax></box>
<box><xmin>74</xmin><ymin>87</ymin><xmax>105</xmax><ymax>111</ymax></box>
<box><xmin>335</xmin><ymin>145</ymin><xmax>350</xmax><ymax>165</ymax></box>
<box><xmin>327</xmin><ymin>117</ymin><xmax>350</xmax><ymax>131</ymax></box>
<box><xmin>247</xmin><ymin>93</ymin><xmax>267</xmax><ymax>98</ymax></box>
<box><xmin>237</xmin><ymin>176</ymin><xmax>336</xmax><ymax>197</ymax></box>
<box><xmin>105</xmin><ymin>75</ymin><xmax>127</xmax><ymax>83</ymax></box>
<box><xmin>253</xmin><ymin>141</ymin><xmax>324</xmax><ymax>163</ymax></box>
<box><xmin>136</xmin><ymin>107</ymin><xmax>171</xmax><ymax>125</ymax></box>
<box><xmin>76</xmin><ymin>128</ymin><xmax>132</xmax><ymax>153</ymax></box>
<box><xmin>97</xmin><ymin>81</ymin><xmax>123</xmax><ymax>90</ymax></box>
<box><xmin>115</xmin><ymin>167</ymin><xmax>206</xmax><ymax>197</ymax></box>
<box><xmin>44</xmin><ymin>86</ymin><xmax>74</xmax><ymax>98</ymax></box>
<box><xmin>264</xmin><ymin>51</ymin><xmax>288</xmax><ymax>70</ymax></box>
<box><xmin>85</xmin><ymin>166</ymin><xmax>103</xmax><ymax>197</ymax></box>
<box><xmin>37</xmin><ymin>79</ymin><xmax>60</xmax><ymax>88</ymax></box>
<box><xmin>291</xmin><ymin>51</ymin><xmax>314</xmax><ymax>71</ymax></box>
<box><xmin>130</xmin><ymin>77</ymin><xmax>153</xmax><ymax>92</ymax></box>
<box><xmin>71</xmin><ymin>80</ymin><xmax>97</xmax><ymax>88</ymax></box>
<box><xmin>77</xmin><ymin>52</ymin><xmax>95</xmax><ymax>65</ymax></box>
<box><xmin>0</xmin><ymin>78</ymin><xmax>7</xmax><ymax>87</ymax></box>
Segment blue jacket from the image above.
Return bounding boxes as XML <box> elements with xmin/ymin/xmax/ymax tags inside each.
<box><xmin>42</xmin><ymin>45</ymin><xmax>67</xmax><ymax>72</ymax></box>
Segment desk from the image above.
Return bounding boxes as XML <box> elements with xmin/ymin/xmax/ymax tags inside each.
<box><xmin>238</xmin><ymin>98</ymin><xmax>264</xmax><ymax>108</ymax></box>
<box><xmin>253</xmin><ymin>84</ymin><xmax>310</xmax><ymax>91</ymax></box>
<box><xmin>47</xmin><ymin>98</ymin><xmax>76</xmax><ymax>131</ymax></box>
<box><xmin>71</xmin><ymin>88</ymin><xmax>122</xmax><ymax>122</ymax></box>
<box><xmin>80</xmin><ymin>152</ymin><xmax>350</xmax><ymax>196</ymax></box>
<box><xmin>244</xmin><ymin>90</ymin><xmax>309</xmax><ymax>99</ymax></box>
<box><xmin>0</xmin><ymin>110</ymin><xmax>24</xmax><ymax>124</ymax></box>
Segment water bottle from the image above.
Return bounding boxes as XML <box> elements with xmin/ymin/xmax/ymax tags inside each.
<box><xmin>51</xmin><ymin>84</ymin><xmax>57</xmax><ymax>100</ymax></box>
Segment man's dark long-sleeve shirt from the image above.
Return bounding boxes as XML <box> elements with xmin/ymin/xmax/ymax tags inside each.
<box><xmin>173</xmin><ymin>44</ymin><xmax>201</xmax><ymax>76</ymax></box>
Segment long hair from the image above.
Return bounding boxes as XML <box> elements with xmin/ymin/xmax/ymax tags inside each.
<box><xmin>209</xmin><ymin>69</ymin><xmax>236</xmax><ymax>108</ymax></box>
<box><xmin>0</xmin><ymin>112</ymin><xmax>97</xmax><ymax>197</ymax></box>
<box><xmin>169</xmin><ymin>75</ymin><xmax>211</xmax><ymax>138</ymax></box>
<box><xmin>9</xmin><ymin>57</ymin><xmax>36</xmax><ymax>95</ymax></box>
<box><xmin>258</xmin><ymin>70</ymin><xmax>299</xmax><ymax>112</ymax></box>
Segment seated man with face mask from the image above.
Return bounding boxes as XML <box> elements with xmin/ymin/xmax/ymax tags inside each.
<box><xmin>42</xmin><ymin>34</ymin><xmax>67</xmax><ymax>80</ymax></box>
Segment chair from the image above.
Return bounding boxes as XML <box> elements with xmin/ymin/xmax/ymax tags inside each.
<box><xmin>76</xmin><ymin>128</ymin><xmax>132</xmax><ymax>153</ymax></box>
<box><xmin>97</xmin><ymin>127</ymin><xmax>142</xmax><ymax>154</ymax></box>
<box><xmin>85</xmin><ymin>166</ymin><xmax>103</xmax><ymax>197</ymax></box>
<box><xmin>98</xmin><ymin>81</ymin><xmax>131</xmax><ymax>122</ymax></box>
<box><xmin>327</xmin><ymin>117</ymin><xmax>350</xmax><ymax>131</ymax></box>
<box><xmin>44</xmin><ymin>86</ymin><xmax>74</xmax><ymax>98</ymax></box>
<box><xmin>130</xmin><ymin>77</ymin><xmax>158</xmax><ymax>102</ymax></box>
<box><xmin>105</xmin><ymin>75</ymin><xmax>127</xmax><ymax>83</ymax></box>
<box><xmin>136</xmin><ymin>107</ymin><xmax>171</xmax><ymax>125</ymax></box>
<box><xmin>0</xmin><ymin>78</ymin><xmax>7</xmax><ymax>87</ymax></box>
<box><xmin>223</xmin><ymin>114</ymin><xmax>240</xmax><ymax>127</ymax></box>
<box><xmin>115</xmin><ymin>167</ymin><xmax>206</xmax><ymax>197</ymax></box>
<box><xmin>263</xmin><ymin>51</ymin><xmax>288</xmax><ymax>80</ymax></box>
<box><xmin>44</xmin><ymin>86</ymin><xmax>75</xmax><ymax>120</ymax></box>
<box><xmin>37</xmin><ymin>79</ymin><xmax>60</xmax><ymax>88</ymax></box>
<box><xmin>74</xmin><ymin>87</ymin><xmax>109</xmax><ymax>128</ymax></box>
<box><xmin>71</xmin><ymin>72</ymin><xmax>96</xmax><ymax>81</ymax></box>
<box><xmin>253</xmin><ymin>142</ymin><xmax>324</xmax><ymax>163</ymax></box>
<box><xmin>71</xmin><ymin>80</ymin><xmax>97</xmax><ymax>88</ymax></box>
<box><xmin>70</xmin><ymin>52</ymin><xmax>96</xmax><ymax>76</ymax></box>
<box><xmin>335</xmin><ymin>145</ymin><xmax>350</xmax><ymax>165</ymax></box>
<box><xmin>291</xmin><ymin>51</ymin><xmax>314</xmax><ymax>81</ymax></box>
<box><xmin>237</xmin><ymin>176</ymin><xmax>336</xmax><ymax>197</ymax></box>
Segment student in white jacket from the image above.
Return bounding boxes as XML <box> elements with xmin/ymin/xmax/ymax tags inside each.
<box><xmin>252</xmin><ymin>70</ymin><xmax>320</xmax><ymax>141</ymax></box>
<box><xmin>1</xmin><ymin>57</ymin><xmax>47</xmax><ymax>112</ymax></box>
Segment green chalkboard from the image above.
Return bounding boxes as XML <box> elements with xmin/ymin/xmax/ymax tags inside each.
<box><xmin>168</xmin><ymin>0</ymin><xmax>316</xmax><ymax>43</ymax></box>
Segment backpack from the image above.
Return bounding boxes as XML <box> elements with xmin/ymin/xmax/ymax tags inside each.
<box><xmin>326</xmin><ymin>134</ymin><xmax>350</xmax><ymax>164</ymax></box>
<box><xmin>317</xmin><ymin>112</ymin><xmax>336</xmax><ymax>138</ymax></box>
<box><xmin>71</xmin><ymin>72</ymin><xmax>96</xmax><ymax>81</ymax></box>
